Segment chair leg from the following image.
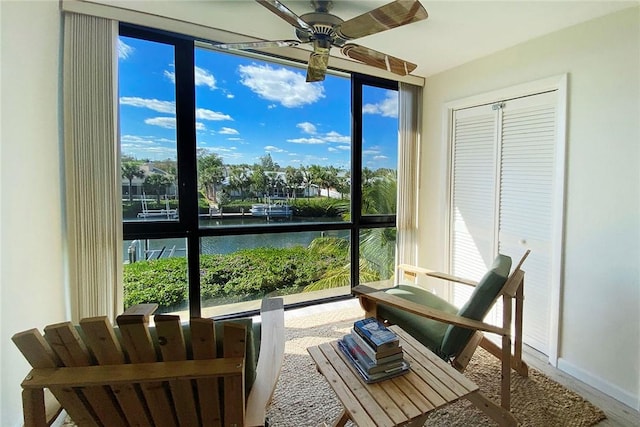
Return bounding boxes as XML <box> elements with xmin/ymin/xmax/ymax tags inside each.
<box><xmin>23</xmin><ymin>388</ymin><xmax>47</xmax><ymax>427</ymax></box>
<box><xmin>466</xmin><ymin>391</ymin><xmax>518</xmax><ymax>427</ymax></box>
<box><xmin>501</xmin><ymin>334</ymin><xmax>511</xmax><ymax>411</ymax></box>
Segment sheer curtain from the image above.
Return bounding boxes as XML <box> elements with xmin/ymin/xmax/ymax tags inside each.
<box><xmin>63</xmin><ymin>12</ymin><xmax>122</xmax><ymax>322</ymax></box>
<box><xmin>396</xmin><ymin>82</ymin><xmax>422</xmax><ymax>271</ymax></box>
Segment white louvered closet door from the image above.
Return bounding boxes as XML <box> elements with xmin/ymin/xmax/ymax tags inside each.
<box><xmin>498</xmin><ymin>92</ymin><xmax>557</xmax><ymax>354</ymax></box>
<box><xmin>450</xmin><ymin>91</ymin><xmax>559</xmax><ymax>355</ymax></box>
<box><xmin>450</xmin><ymin>104</ymin><xmax>499</xmax><ymax>307</ymax></box>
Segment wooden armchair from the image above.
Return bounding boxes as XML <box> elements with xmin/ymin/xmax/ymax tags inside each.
<box><xmin>12</xmin><ymin>298</ymin><xmax>284</xmax><ymax>427</ymax></box>
<box><xmin>353</xmin><ymin>251</ymin><xmax>530</xmax><ymax>415</ymax></box>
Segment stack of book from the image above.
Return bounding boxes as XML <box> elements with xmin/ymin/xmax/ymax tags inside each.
<box><xmin>338</xmin><ymin>317</ymin><xmax>410</xmax><ymax>383</ymax></box>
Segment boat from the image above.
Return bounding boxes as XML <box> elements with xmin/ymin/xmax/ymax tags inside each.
<box><xmin>250</xmin><ymin>199</ymin><xmax>292</xmax><ymax>220</ymax></box>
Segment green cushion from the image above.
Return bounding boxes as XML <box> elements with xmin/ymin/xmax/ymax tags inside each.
<box><xmin>378</xmin><ymin>285</ymin><xmax>459</xmax><ymax>355</ymax></box>
<box><xmin>181</xmin><ymin>318</ymin><xmax>260</xmax><ymax>394</ymax></box>
<box><xmin>440</xmin><ymin>254</ymin><xmax>512</xmax><ymax>358</ymax></box>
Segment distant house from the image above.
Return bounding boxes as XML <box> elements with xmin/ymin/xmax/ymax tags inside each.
<box><xmin>121</xmin><ymin>163</ymin><xmax>177</xmax><ymax>200</ymax></box>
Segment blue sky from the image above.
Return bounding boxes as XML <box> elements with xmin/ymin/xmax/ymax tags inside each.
<box><xmin>118</xmin><ymin>36</ymin><xmax>398</xmax><ymax>171</ymax></box>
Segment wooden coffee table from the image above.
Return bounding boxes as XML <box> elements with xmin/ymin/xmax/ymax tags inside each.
<box><xmin>308</xmin><ymin>325</ymin><xmax>517</xmax><ymax>427</ymax></box>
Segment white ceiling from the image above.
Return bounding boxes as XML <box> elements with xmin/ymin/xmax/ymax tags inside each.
<box><xmin>96</xmin><ymin>0</ymin><xmax>638</xmax><ymax>77</ymax></box>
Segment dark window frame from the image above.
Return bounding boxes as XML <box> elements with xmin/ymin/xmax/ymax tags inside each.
<box><xmin>120</xmin><ymin>24</ymin><xmax>397</xmax><ymax>318</ymax></box>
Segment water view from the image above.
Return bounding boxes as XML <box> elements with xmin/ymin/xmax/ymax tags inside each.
<box><xmin>124</xmin><ymin>216</ymin><xmax>348</xmax><ymax>263</ymax></box>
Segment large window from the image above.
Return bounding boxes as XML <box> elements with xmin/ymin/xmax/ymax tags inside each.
<box><xmin>119</xmin><ymin>25</ymin><xmax>398</xmax><ymax>318</ymax></box>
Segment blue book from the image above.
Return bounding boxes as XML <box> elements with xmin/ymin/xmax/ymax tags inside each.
<box><xmin>337</xmin><ymin>339</ymin><xmax>409</xmax><ymax>384</ymax></box>
<box><xmin>353</xmin><ymin>317</ymin><xmax>400</xmax><ymax>351</ymax></box>
<box><xmin>342</xmin><ymin>335</ymin><xmax>404</xmax><ymax>374</ymax></box>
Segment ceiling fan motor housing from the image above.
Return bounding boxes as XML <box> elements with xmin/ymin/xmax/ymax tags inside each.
<box><xmin>295</xmin><ymin>11</ymin><xmax>347</xmax><ymax>47</ymax></box>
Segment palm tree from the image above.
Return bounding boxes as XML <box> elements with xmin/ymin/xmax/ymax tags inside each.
<box><xmin>308</xmin><ymin>164</ymin><xmax>326</xmax><ymax>197</ymax></box>
<box><xmin>197</xmin><ymin>150</ymin><xmax>225</xmax><ymax>204</ymax></box>
<box><xmin>229</xmin><ymin>165</ymin><xmax>251</xmax><ymax>199</ymax></box>
<box><xmin>121</xmin><ymin>161</ymin><xmax>145</xmax><ymax>201</ymax></box>
<box><xmin>144</xmin><ymin>173</ymin><xmax>173</xmax><ymax>203</ymax></box>
<box><xmin>304</xmin><ymin>171</ymin><xmax>398</xmax><ymax>291</ymax></box>
<box><xmin>250</xmin><ymin>165</ymin><xmax>268</xmax><ymax>199</ymax></box>
<box><xmin>300</xmin><ymin>166</ymin><xmax>312</xmax><ymax>198</ymax></box>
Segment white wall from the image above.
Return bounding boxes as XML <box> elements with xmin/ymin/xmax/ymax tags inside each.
<box><xmin>418</xmin><ymin>7</ymin><xmax>640</xmax><ymax>409</ymax></box>
<box><xmin>0</xmin><ymin>1</ymin><xmax>67</xmax><ymax>425</ymax></box>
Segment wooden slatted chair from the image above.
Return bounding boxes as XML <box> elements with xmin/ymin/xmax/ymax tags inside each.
<box><xmin>353</xmin><ymin>251</ymin><xmax>530</xmax><ymax>415</ymax></box>
<box><xmin>12</xmin><ymin>298</ymin><xmax>284</xmax><ymax>427</ymax></box>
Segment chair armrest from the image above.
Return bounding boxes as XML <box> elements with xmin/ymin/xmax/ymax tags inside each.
<box><xmin>245</xmin><ymin>298</ymin><xmax>285</xmax><ymax>427</ymax></box>
<box><xmin>121</xmin><ymin>303</ymin><xmax>158</xmax><ymax>317</ymax></box>
<box><xmin>353</xmin><ymin>285</ymin><xmax>507</xmax><ymax>336</ymax></box>
<box><xmin>21</xmin><ymin>359</ymin><xmax>245</xmax><ymax>389</ymax></box>
<box><xmin>398</xmin><ymin>264</ymin><xmax>479</xmax><ymax>287</ymax></box>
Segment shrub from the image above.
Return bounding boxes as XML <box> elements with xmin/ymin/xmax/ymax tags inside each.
<box><xmin>290</xmin><ymin>198</ymin><xmax>349</xmax><ymax>217</ymax></box>
<box><xmin>123</xmin><ymin>238</ymin><xmax>349</xmax><ymax>310</ymax></box>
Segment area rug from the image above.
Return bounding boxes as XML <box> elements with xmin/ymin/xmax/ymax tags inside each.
<box><xmin>265</xmin><ymin>304</ymin><xmax>607</xmax><ymax>427</ymax></box>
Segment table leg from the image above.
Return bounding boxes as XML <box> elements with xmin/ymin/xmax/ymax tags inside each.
<box><xmin>405</xmin><ymin>413</ymin><xmax>430</xmax><ymax>427</ymax></box>
<box><xmin>332</xmin><ymin>408</ymin><xmax>350</xmax><ymax>427</ymax></box>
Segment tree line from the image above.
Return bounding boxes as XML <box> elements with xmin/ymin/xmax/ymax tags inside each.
<box><xmin>121</xmin><ymin>150</ymin><xmax>396</xmax><ymax>207</ymax></box>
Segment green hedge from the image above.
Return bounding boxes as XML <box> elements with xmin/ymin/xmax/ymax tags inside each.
<box><xmin>123</xmin><ymin>237</ymin><xmax>349</xmax><ymax>311</ymax></box>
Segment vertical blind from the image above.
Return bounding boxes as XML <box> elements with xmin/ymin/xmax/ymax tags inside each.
<box><xmin>63</xmin><ymin>12</ymin><xmax>122</xmax><ymax>322</ymax></box>
<box><xmin>396</xmin><ymin>82</ymin><xmax>422</xmax><ymax>269</ymax></box>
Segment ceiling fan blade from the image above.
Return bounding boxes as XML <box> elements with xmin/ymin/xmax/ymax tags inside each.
<box><xmin>212</xmin><ymin>39</ymin><xmax>300</xmax><ymax>51</ymax></box>
<box><xmin>256</xmin><ymin>0</ymin><xmax>314</xmax><ymax>34</ymax></box>
<box><xmin>341</xmin><ymin>43</ymin><xmax>417</xmax><ymax>76</ymax></box>
<box><xmin>337</xmin><ymin>0</ymin><xmax>428</xmax><ymax>41</ymax></box>
<box><xmin>306</xmin><ymin>52</ymin><xmax>330</xmax><ymax>82</ymax></box>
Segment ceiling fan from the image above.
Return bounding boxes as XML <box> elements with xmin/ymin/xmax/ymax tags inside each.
<box><xmin>213</xmin><ymin>0</ymin><xmax>428</xmax><ymax>82</ymax></box>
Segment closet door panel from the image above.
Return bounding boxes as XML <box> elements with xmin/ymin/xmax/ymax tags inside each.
<box><xmin>498</xmin><ymin>91</ymin><xmax>557</xmax><ymax>354</ymax></box>
<box><xmin>450</xmin><ymin>105</ymin><xmax>498</xmax><ymax>307</ymax></box>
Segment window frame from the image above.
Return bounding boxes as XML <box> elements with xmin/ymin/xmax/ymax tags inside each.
<box><xmin>120</xmin><ymin>24</ymin><xmax>398</xmax><ymax>318</ymax></box>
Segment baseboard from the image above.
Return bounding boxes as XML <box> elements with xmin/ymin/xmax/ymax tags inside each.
<box><xmin>557</xmin><ymin>357</ymin><xmax>640</xmax><ymax>411</ymax></box>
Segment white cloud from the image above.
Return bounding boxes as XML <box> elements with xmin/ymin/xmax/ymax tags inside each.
<box><xmin>227</xmin><ymin>137</ymin><xmax>243</xmax><ymax>141</ymax></box>
<box><xmin>120</xmin><ymin>97</ymin><xmax>175</xmax><ymax>114</ymax></box>
<box><xmin>328</xmin><ymin>147</ymin><xmax>338</xmax><ymax>152</ymax></box>
<box><xmin>120</xmin><ymin>135</ymin><xmax>175</xmax><ymax>145</ymax></box>
<box><xmin>323</xmin><ymin>131</ymin><xmax>350</xmax><ymax>143</ymax></box>
<box><xmin>226</xmin><ymin>94</ymin><xmax>235</xmax><ymax>99</ymax></box>
<box><xmin>287</xmin><ymin>137</ymin><xmax>327</xmax><ymax>145</ymax></box>
<box><xmin>288</xmin><ymin>153</ymin><xmax>299</xmax><ymax>156</ymax></box>
<box><xmin>363</xmin><ymin>149</ymin><xmax>381</xmax><ymax>155</ymax></box>
<box><xmin>297</xmin><ymin>122</ymin><xmax>317</xmax><ymax>134</ymax></box>
<box><xmin>163</xmin><ymin>66</ymin><xmax>216</xmax><ymax>90</ymax></box>
<box><xmin>374</xmin><ymin>155</ymin><xmax>389</xmax><ymax>160</ymax></box>
<box><xmin>218</xmin><ymin>127</ymin><xmax>239</xmax><ymax>135</ymax></box>
<box><xmin>265</xmin><ymin>145</ymin><xmax>286</xmax><ymax>153</ymax></box>
<box><xmin>208</xmin><ymin>146</ymin><xmax>237</xmax><ymax>153</ymax></box>
<box><xmin>121</xmin><ymin>144</ymin><xmax>176</xmax><ymax>161</ymax></box>
<box><xmin>118</xmin><ymin>39</ymin><xmax>134</xmax><ymax>59</ymax></box>
<box><xmin>144</xmin><ymin>117</ymin><xmax>205</xmax><ymax>131</ymax></box>
<box><xmin>196</xmin><ymin>108</ymin><xmax>233</xmax><ymax>121</ymax></box>
<box><xmin>238</xmin><ymin>64</ymin><xmax>324</xmax><ymax>108</ymax></box>
<box><xmin>145</xmin><ymin>117</ymin><xmax>176</xmax><ymax>129</ymax></box>
<box><xmin>337</xmin><ymin>145</ymin><xmax>351</xmax><ymax>151</ymax></box>
<box><xmin>363</xmin><ymin>90</ymin><xmax>398</xmax><ymax>118</ymax></box>
<box><xmin>195</xmin><ymin>66</ymin><xmax>217</xmax><ymax>89</ymax></box>
<box><xmin>164</xmin><ymin>70</ymin><xmax>176</xmax><ymax>84</ymax></box>
<box><xmin>268</xmin><ymin>104</ymin><xmax>277</xmax><ymax>109</ymax></box>
<box><xmin>287</xmin><ymin>129</ymin><xmax>350</xmax><ymax>146</ymax></box>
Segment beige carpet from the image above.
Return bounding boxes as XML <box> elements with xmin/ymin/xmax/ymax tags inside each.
<box><xmin>265</xmin><ymin>304</ymin><xmax>607</xmax><ymax>427</ymax></box>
